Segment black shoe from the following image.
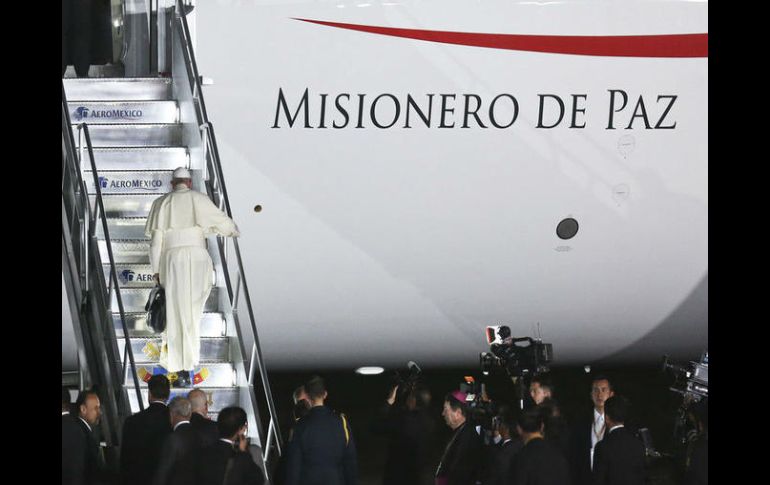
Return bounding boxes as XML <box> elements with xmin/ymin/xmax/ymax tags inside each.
<box><xmin>173</xmin><ymin>370</ymin><xmax>191</xmax><ymax>388</ymax></box>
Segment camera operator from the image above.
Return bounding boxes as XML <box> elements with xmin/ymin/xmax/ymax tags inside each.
<box><xmin>371</xmin><ymin>383</ymin><xmax>436</xmax><ymax>485</ymax></box>
<box><xmin>435</xmin><ymin>390</ymin><xmax>484</xmax><ymax>485</ymax></box>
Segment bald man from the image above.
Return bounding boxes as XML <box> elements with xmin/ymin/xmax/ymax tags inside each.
<box><xmin>189</xmin><ymin>389</ymin><xmax>219</xmax><ymax>447</ymax></box>
<box><xmin>153</xmin><ymin>397</ymin><xmax>202</xmax><ymax>485</ymax></box>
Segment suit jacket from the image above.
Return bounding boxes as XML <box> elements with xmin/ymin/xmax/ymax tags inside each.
<box><xmin>197</xmin><ymin>440</ymin><xmax>235</xmax><ymax>485</ymax></box>
<box><xmin>592</xmin><ymin>427</ymin><xmax>645</xmax><ymax>485</ymax></box>
<box><xmin>285</xmin><ymin>406</ymin><xmax>358</xmax><ymax>485</ymax></box>
<box><xmin>62</xmin><ymin>415</ymin><xmax>102</xmax><ymax>485</ymax></box>
<box><xmin>191</xmin><ymin>412</ymin><xmax>220</xmax><ymax>448</ymax></box>
<box><xmin>570</xmin><ymin>412</ymin><xmax>606</xmax><ymax>485</ymax></box>
<box><xmin>511</xmin><ymin>437</ymin><xmax>571</xmax><ymax>485</ymax></box>
<box><xmin>152</xmin><ymin>422</ymin><xmax>202</xmax><ymax>485</ymax></box>
<box><xmin>223</xmin><ymin>449</ymin><xmax>266</xmax><ymax>485</ymax></box>
<box><xmin>485</xmin><ymin>438</ymin><xmax>523</xmax><ymax>485</ymax></box>
<box><xmin>120</xmin><ymin>402</ymin><xmax>172</xmax><ymax>485</ymax></box>
<box><xmin>435</xmin><ymin>422</ymin><xmax>484</xmax><ymax>485</ymax></box>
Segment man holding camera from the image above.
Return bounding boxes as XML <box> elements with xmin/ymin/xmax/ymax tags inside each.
<box><xmin>372</xmin><ymin>383</ymin><xmax>435</xmax><ymax>485</ymax></box>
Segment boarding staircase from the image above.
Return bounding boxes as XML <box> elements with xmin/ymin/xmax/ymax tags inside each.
<box><xmin>61</xmin><ymin>3</ymin><xmax>282</xmax><ymax>482</ymax></box>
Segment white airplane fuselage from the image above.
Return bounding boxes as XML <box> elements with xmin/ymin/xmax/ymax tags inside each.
<box><xmin>193</xmin><ymin>0</ymin><xmax>708</xmax><ymax>370</ymax></box>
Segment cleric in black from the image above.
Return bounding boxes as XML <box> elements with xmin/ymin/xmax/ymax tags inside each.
<box><xmin>435</xmin><ymin>390</ymin><xmax>483</xmax><ymax>485</ymax></box>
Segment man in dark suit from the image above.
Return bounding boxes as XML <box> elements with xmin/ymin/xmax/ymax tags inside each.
<box><xmin>121</xmin><ymin>375</ymin><xmax>172</xmax><ymax>485</ymax></box>
<box><xmin>485</xmin><ymin>407</ymin><xmax>523</xmax><ymax>485</ymax></box>
<box><xmin>592</xmin><ymin>396</ymin><xmax>645</xmax><ymax>485</ymax></box>
<box><xmin>530</xmin><ymin>375</ymin><xmax>570</xmax><ymax>459</ymax></box>
<box><xmin>62</xmin><ymin>390</ymin><xmax>105</xmax><ymax>485</ymax></box>
<box><xmin>434</xmin><ymin>390</ymin><xmax>484</xmax><ymax>485</ymax></box>
<box><xmin>285</xmin><ymin>376</ymin><xmax>358</xmax><ymax>485</ymax></box>
<box><xmin>153</xmin><ymin>396</ymin><xmax>203</xmax><ymax>485</ymax></box>
<box><xmin>196</xmin><ymin>406</ymin><xmax>265</xmax><ymax>485</ymax></box>
<box><xmin>571</xmin><ymin>375</ymin><xmax>615</xmax><ymax>485</ymax></box>
<box><xmin>189</xmin><ymin>388</ymin><xmax>219</xmax><ymax>447</ymax></box>
<box><xmin>510</xmin><ymin>407</ymin><xmax>571</xmax><ymax>485</ymax></box>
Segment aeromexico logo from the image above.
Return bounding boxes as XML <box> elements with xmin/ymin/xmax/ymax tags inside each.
<box><xmin>97</xmin><ymin>176</ymin><xmax>164</xmax><ymax>191</ymax></box>
<box><xmin>118</xmin><ymin>269</ymin><xmax>154</xmax><ymax>284</ymax></box>
<box><xmin>73</xmin><ymin>106</ymin><xmax>144</xmax><ymax>121</ymax></box>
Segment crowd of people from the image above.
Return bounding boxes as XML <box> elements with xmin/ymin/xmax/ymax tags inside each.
<box><xmin>62</xmin><ymin>375</ymin><xmax>264</xmax><ymax>485</ymax></box>
<box><xmin>62</xmin><ymin>371</ymin><xmax>707</xmax><ymax>485</ymax></box>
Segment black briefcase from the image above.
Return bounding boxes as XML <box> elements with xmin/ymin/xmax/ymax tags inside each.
<box><xmin>145</xmin><ymin>283</ymin><xmax>166</xmax><ymax>333</ymax></box>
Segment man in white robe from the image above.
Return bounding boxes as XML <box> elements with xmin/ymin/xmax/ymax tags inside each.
<box><xmin>144</xmin><ymin>167</ymin><xmax>239</xmax><ymax>387</ymax></box>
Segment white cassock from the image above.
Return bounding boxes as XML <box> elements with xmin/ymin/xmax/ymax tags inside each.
<box><xmin>144</xmin><ymin>184</ymin><xmax>239</xmax><ymax>372</ymax></box>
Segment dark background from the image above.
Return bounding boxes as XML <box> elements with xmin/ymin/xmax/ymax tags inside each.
<box><xmin>268</xmin><ymin>364</ymin><xmax>688</xmax><ymax>485</ymax></box>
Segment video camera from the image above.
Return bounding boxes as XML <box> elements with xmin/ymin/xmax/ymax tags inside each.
<box><xmin>662</xmin><ymin>351</ymin><xmax>708</xmax><ymax>401</ymax></box>
<box><xmin>391</xmin><ymin>361</ymin><xmax>423</xmax><ymax>407</ymax></box>
<box><xmin>459</xmin><ymin>376</ymin><xmax>496</xmax><ymax>431</ymax></box>
<box><xmin>481</xmin><ymin>326</ymin><xmax>553</xmax><ymax>378</ymax></box>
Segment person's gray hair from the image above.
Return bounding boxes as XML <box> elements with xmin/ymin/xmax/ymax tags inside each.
<box><xmin>188</xmin><ymin>389</ymin><xmax>208</xmax><ymax>413</ymax></box>
<box><xmin>169</xmin><ymin>397</ymin><xmax>192</xmax><ymax>418</ymax></box>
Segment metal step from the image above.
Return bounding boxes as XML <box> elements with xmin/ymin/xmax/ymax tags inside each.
<box><xmin>102</xmin><ymin>263</ymin><xmax>217</xmax><ymax>288</ymax></box>
<box><xmin>126</xmin><ymin>363</ymin><xmax>237</xmax><ymax>387</ymax></box>
<box><xmin>114</xmin><ymin>312</ymin><xmax>227</xmax><ymax>338</ymax></box>
<box><xmin>99</xmin><ymin>218</ymin><xmax>148</xmax><ymax>240</ymax></box>
<box><xmin>76</xmin><ymin>124</ymin><xmax>183</xmax><ymax>147</ymax></box>
<box><xmin>64</xmin><ymin>78</ymin><xmax>173</xmax><ymax>101</ymax></box>
<box><xmin>112</xmin><ymin>287</ymin><xmax>220</xmax><ymax>313</ymax></box>
<box><xmin>85</xmin><ymin>171</ymin><xmax>172</xmax><ymax>196</ymax></box>
<box><xmin>118</xmin><ymin>337</ymin><xmax>230</xmax><ymax>364</ymax></box>
<box><xmin>89</xmin><ymin>147</ymin><xmax>188</xmax><ymax>171</ymax></box>
<box><xmin>127</xmin><ymin>387</ymin><xmax>240</xmax><ymax>414</ymax></box>
<box><xmin>99</xmin><ymin>240</ymin><xmax>150</xmax><ymax>264</ymax></box>
<box><xmin>90</xmin><ymin>194</ymin><xmax>158</xmax><ymax>218</ymax></box>
<box><xmin>68</xmin><ymin>101</ymin><xmax>179</xmax><ymax>124</ymax></box>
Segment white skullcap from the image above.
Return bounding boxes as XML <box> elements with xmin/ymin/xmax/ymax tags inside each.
<box><xmin>172</xmin><ymin>167</ymin><xmax>191</xmax><ymax>179</ymax></box>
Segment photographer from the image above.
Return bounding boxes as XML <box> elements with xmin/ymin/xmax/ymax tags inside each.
<box><xmin>372</xmin><ymin>383</ymin><xmax>436</xmax><ymax>485</ymax></box>
<box><xmin>435</xmin><ymin>391</ymin><xmax>484</xmax><ymax>485</ymax></box>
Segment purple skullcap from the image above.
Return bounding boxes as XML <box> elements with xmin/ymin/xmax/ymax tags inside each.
<box><xmin>450</xmin><ymin>390</ymin><xmax>468</xmax><ymax>403</ymax></box>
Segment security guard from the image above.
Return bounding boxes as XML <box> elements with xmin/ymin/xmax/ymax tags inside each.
<box><xmin>284</xmin><ymin>376</ymin><xmax>358</xmax><ymax>485</ymax></box>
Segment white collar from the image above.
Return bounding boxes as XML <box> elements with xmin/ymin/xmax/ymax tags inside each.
<box><xmin>609</xmin><ymin>425</ymin><xmax>624</xmax><ymax>432</ymax></box>
<box><xmin>174</xmin><ymin>420</ymin><xmax>191</xmax><ymax>431</ymax></box>
<box><xmin>594</xmin><ymin>409</ymin><xmax>604</xmax><ymax>422</ymax></box>
<box><xmin>220</xmin><ymin>438</ymin><xmax>234</xmax><ymax>446</ymax></box>
<box><xmin>62</xmin><ymin>411</ymin><xmax>70</xmax><ymax>415</ymax></box>
<box><xmin>502</xmin><ymin>438</ymin><xmax>513</xmax><ymax>445</ymax></box>
<box><xmin>79</xmin><ymin>417</ymin><xmax>92</xmax><ymax>432</ymax></box>
<box><xmin>150</xmin><ymin>400</ymin><xmax>168</xmax><ymax>406</ymax></box>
